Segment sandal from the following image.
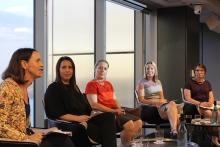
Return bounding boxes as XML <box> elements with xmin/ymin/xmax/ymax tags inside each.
<box><xmin>170</xmin><ymin>129</ymin><xmax>178</xmax><ymax>138</ymax></box>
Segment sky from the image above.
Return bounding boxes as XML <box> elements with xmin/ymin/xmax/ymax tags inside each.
<box><xmin>0</xmin><ymin>0</ymin><xmax>33</xmax><ymax>78</ymax></box>
<box><xmin>0</xmin><ymin>0</ymin><xmax>34</xmax><ymax>124</ymax></box>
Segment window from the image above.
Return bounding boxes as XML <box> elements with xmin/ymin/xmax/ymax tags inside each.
<box><xmin>106</xmin><ymin>1</ymin><xmax>134</xmax><ymax>107</ymax></box>
<box><xmin>48</xmin><ymin>0</ymin><xmax>94</xmax><ymax>90</ymax></box>
<box><xmin>0</xmin><ymin>0</ymin><xmax>34</xmax><ymax>125</ymax></box>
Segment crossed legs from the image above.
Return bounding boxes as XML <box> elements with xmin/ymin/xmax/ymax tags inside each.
<box><xmin>120</xmin><ymin>119</ymin><xmax>142</xmax><ymax>145</ymax></box>
<box><xmin>159</xmin><ymin>101</ymin><xmax>178</xmax><ymax>133</ymax></box>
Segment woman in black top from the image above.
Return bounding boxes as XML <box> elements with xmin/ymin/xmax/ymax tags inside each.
<box><xmin>44</xmin><ymin>56</ymin><xmax>117</xmax><ymax>147</ymax></box>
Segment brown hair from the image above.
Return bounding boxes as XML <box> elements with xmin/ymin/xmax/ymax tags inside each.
<box><xmin>2</xmin><ymin>48</ymin><xmax>37</xmax><ymax>84</ymax></box>
<box><xmin>94</xmin><ymin>59</ymin><xmax>109</xmax><ymax>70</ymax></box>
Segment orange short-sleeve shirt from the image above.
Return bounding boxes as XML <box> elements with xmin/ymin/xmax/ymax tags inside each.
<box><xmin>85</xmin><ymin>80</ymin><xmax>117</xmax><ymax>109</ymax></box>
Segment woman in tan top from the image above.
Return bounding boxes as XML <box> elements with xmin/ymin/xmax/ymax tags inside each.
<box><xmin>136</xmin><ymin>61</ymin><xmax>179</xmax><ymax>135</ymax></box>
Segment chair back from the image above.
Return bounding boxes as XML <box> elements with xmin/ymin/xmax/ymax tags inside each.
<box><xmin>180</xmin><ymin>88</ymin><xmax>186</xmax><ymax>103</ymax></box>
<box><xmin>180</xmin><ymin>88</ymin><xmax>195</xmax><ymax>105</ymax></box>
<box><xmin>134</xmin><ymin>90</ymin><xmax>141</xmax><ymax>105</ymax></box>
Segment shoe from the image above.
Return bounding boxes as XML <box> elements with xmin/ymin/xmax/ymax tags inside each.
<box><xmin>170</xmin><ymin>130</ymin><xmax>178</xmax><ymax>139</ymax></box>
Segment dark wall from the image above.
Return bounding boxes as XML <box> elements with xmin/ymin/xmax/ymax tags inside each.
<box><xmin>202</xmin><ymin>24</ymin><xmax>220</xmax><ymax>100</ymax></box>
<box><xmin>157</xmin><ymin>7</ymin><xmax>200</xmax><ymax>102</ymax></box>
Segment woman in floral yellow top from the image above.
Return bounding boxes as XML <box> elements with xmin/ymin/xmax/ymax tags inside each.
<box><xmin>0</xmin><ymin>78</ymin><xmax>30</xmax><ymax>140</ymax></box>
<box><xmin>0</xmin><ymin>48</ymin><xmax>74</xmax><ymax>147</ymax></box>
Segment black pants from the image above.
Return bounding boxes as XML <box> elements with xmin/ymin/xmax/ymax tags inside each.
<box><xmin>141</xmin><ymin>105</ymin><xmax>168</xmax><ymax>124</ymax></box>
<box><xmin>87</xmin><ymin>112</ymin><xmax>117</xmax><ymax>147</ymax></box>
<box><xmin>65</xmin><ymin>122</ymin><xmax>91</xmax><ymax>147</ymax></box>
<box><xmin>183</xmin><ymin>103</ymin><xmax>200</xmax><ymax>118</ymax></box>
<box><xmin>40</xmin><ymin>133</ymin><xmax>75</xmax><ymax>147</ymax></box>
<box><xmin>65</xmin><ymin>112</ymin><xmax>116</xmax><ymax>147</ymax></box>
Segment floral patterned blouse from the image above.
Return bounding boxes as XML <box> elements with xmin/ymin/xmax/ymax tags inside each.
<box><xmin>0</xmin><ymin>78</ymin><xmax>30</xmax><ymax>140</ymax></box>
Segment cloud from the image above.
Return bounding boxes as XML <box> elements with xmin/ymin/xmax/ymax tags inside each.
<box><xmin>0</xmin><ymin>26</ymin><xmax>32</xmax><ymax>40</ymax></box>
<box><xmin>14</xmin><ymin>27</ymin><xmax>30</xmax><ymax>33</ymax></box>
<box><xmin>3</xmin><ymin>5</ymin><xmax>32</xmax><ymax>17</ymax></box>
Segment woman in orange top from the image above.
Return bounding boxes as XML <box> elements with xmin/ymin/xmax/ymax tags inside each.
<box><xmin>85</xmin><ymin>59</ymin><xmax>142</xmax><ymax>146</ymax></box>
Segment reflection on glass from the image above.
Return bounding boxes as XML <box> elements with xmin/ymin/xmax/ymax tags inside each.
<box><xmin>106</xmin><ymin>1</ymin><xmax>134</xmax><ymax>52</ymax></box>
<box><xmin>0</xmin><ymin>0</ymin><xmax>34</xmax><ymax>125</ymax></box>
<box><xmin>53</xmin><ymin>55</ymin><xmax>94</xmax><ymax>91</ymax></box>
<box><xmin>52</xmin><ymin>0</ymin><xmax>94</xmax><ymax>53</ymax></box>
<box><xmin>106</xmin><ymin>54</ymin><xmax>134</xmax><ymax>107</ymax></box>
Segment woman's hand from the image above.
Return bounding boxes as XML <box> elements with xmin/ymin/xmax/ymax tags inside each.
<box><xmin>114</xmin><ymin>108</ymin><xmax>125</xmax><ymax>115</ymax></box>
<box><xmin>26</xmin><ymin>132</ymin><xmax>43</xmax><ymax>142</ymax></box>
<box><xmin>200</xmin><ymin>102</ymin><xmax>213</xmax><ymax>107</ymax></box>
<box><xmin>76</xmin><ymin>115</ymin><xmax>90</xmax><ymax>122</ymax></box>
<box><xmin>155</xmin><ymin>99</ymin><xmax>167</xmax><ymax>108</ymax></box>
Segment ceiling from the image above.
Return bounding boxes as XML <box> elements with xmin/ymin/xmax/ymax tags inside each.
<box><xmin>134</xmin><ymin>0</ymin><xmax>220</xmax><ymax>33</ymax></box>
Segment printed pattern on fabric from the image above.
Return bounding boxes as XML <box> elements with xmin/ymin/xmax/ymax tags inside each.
<box><xmin>0</xmin><ymin>78</ymin><xmax>28</xmax><ymax>140</ymax></box>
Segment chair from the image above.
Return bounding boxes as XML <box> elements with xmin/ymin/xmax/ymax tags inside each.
<box><xmin>134</xmin><ymin>90</ymin><xmax>170</xmax><ymax>128</ymax></box>
<box><xmin>180</xmin><ymin>88</ymin><xmax>200</xmax><ymax>110</ymax></box>
<box><xmin>0</xmin><ymin>138</ymin><xmax>39</xmax><ymax>147</ymax></box>
<box><xmin>180</xmin><ymin>88</ymin><xmax>195</xmax><ymax>105</ymax></box>
<box><xmin>180</xmin><ymin>88</ymin><xmax>207</xmax><ymax>119</ymax></box>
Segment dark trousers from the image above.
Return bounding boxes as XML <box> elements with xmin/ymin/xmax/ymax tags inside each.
<box><xmin>66</xmin><ymin>112</ymin><xmax>117</xmax><ymax>147</ymax></box>
<box><xmin>141</xmin><ymin>105</ymin><xmax>168</xmax><ymax>124</ymax></box>
<box><xmin>87</xmin><ymin>112</ymin><xmax>117</xmax><ymax>147</ymax></box>
<box><xmin>66</xmin><ymin>122</ymin><xmax>91</xmax><ymax>147</ymax></box>
<box><xmin>183</xmin><ymin>103</ymin><xmax>199</xmax><ymax>118</ymax></box>
<box><xmin>40</xmin><ymin>133</ymin><xmax>75</xmax><ymax>147</ymax></box>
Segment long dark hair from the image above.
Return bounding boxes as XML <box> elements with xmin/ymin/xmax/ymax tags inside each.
<box><xmin>55</xmin><ymin>56</ymin><xmax>76</xmax><ymax>87</ymax></box>
<box><xmin>2</xmin><ymin>48</ymin><xmax>37</xmax><ymax>84</ymax></box>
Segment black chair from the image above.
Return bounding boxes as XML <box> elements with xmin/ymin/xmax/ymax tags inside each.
<box><xmin>134</xmin><ymin>90</ymin><xmax>170</xmax><ymax>128</ymax></box>
<box><xmin>46</xmin><ymin>118</ymin><xmax>77</xmax><ymax>131</ymax></box>
<box><xmin>0</xmin><ymin>138</ymin><xmax>39</xmax><ymax>147</ymax></box>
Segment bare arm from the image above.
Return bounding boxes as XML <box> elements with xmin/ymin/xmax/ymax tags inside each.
<box><xmin>184</xmin><ymin>89</ymin><xmax>213</xmax><ymax>107</ymax></box>
<box><xmin>208</xmin><ymin>91</ymin><xmax>214</xmax><ymax>104</ymax></box>
<box><xmin>113</xmin><ymin>93</ymin><xmax>122</xmax><ymax>109</ymax></box>
<box><xmin>86</xmin><ymin>94</ymin><xmax>116</xmax><ymax>113</ymax></box>
<box><xmin>184</xmin><ymin>89</ymin><xmax>201</xmax><ymax>105</ymax></box>
<box><xmin>86</xmin><ymin>94</ymin><xmax>125</xmax><ymax>115</ymax></box>
<box><xmin>136</xmin><ymin>84</ymin><xmax>166</xmax><ymax>107</ymax></box>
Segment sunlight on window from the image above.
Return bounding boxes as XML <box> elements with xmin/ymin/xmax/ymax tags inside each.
<box><xmin>0</xmin><ymin>0</ymin><xmax>34</xmax><ymax>125</ymax></box>
<box><xmin>107</xmin><ymin>54</ymin><xmax>134</xmax><ymax>107</ymax></box>
<box><xmin>51</xmin><ymin>0</ymin><xmax>94</xmax><ymax>54</ymax></box>
<box><xmin>106</xmin><ymin>1</ymin><xmax>134</xmax><ymax>52</ymax></box>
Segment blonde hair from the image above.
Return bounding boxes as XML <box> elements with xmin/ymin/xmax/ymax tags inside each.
<box><xmin>144</xmin><ymin>61</ymin><xmax>159</xmax><ymax>82</ymax></box>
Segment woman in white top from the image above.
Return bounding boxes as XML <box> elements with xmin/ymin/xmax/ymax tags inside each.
<box><xmin>136</xmin><ymin>61</ymin><xmax>179</xmax><ymax>135</ymax></box>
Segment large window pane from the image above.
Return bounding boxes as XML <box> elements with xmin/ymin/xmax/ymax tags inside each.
<box><xmin>106</xmin><ymin>54</ymin><xmax>134</xmax><ymax>107</ymax></box>
<box><xmin>52</xmin><ymin>0</ymin><xmax>94</xmax><ymax>54</ymax></box>
<box><xmin>106</xmin><ymin>1</ymin><xmax>134</xmax><ymax>52</ymax></box>
<box><xmin>53</xmin><ymin>55</ymin><xmax>94</xmax><ymax>91</ymax></box>
<box><xmin>0</xmin><ymin>0</ymin><xmax>34</xmax><ymax>125</ymax></box>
